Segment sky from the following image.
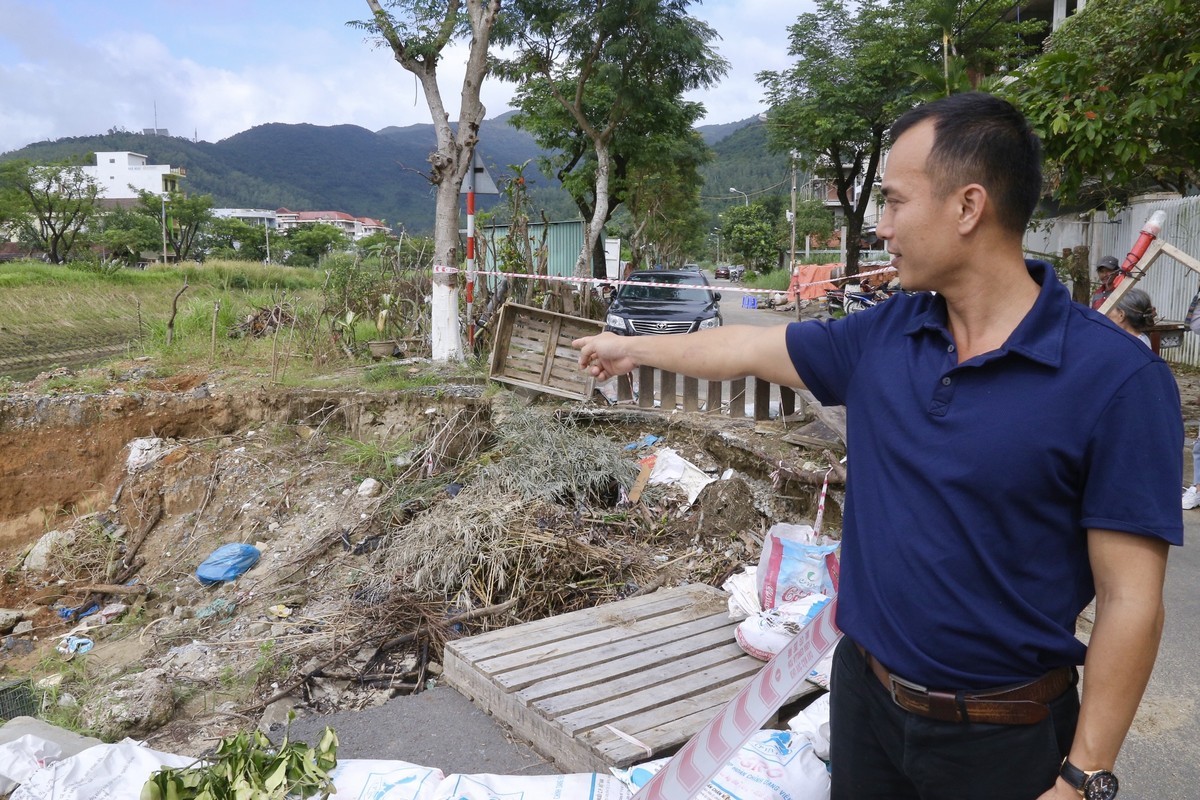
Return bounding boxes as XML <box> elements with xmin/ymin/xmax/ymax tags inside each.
<box><xmin>0</xmin><ymin>0</ymin><xmax>814</xmax><ymax>156</ymax></box>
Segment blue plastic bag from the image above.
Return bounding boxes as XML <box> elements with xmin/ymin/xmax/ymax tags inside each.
<box><xmin>196</xmin><ymin>543</ymin><xmax>261</xmax><ymax>585</ymax></box>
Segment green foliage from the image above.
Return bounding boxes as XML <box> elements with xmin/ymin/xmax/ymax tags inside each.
<box><xmin>0</xmin><ymin>157</ymin><xmax>101</xmax><ymax>263</ymax></box>
<box><xmin>97</xmin><ymin>206</ymin><xmax>162</xmax><ymax>265</ymax></box>
<box><xmin>760</xmin><ymin>0</ymin><xmax>1037</xmax><ymax>272</ymax></box>
<box><xmin>1009</xmin><ymin>0</ymin><xmax>1200</xmax><ymax>206</ymax></box>
<box><xmin>284</xmin><ymin>224</ymin><xmax>349</xmax><ymax>264</ymax></box>
<box><xmin>499</xmin><ymin>0</ymin><xmax>729</xmax><ymax>278</ymax></box>
<box><xmin>721</xmin><ymin>204</ymin><xmax>777</xmax><ymax>272</ymax></box>
<box><xmin>141</xmin><ymin>724</ymin><xmax>338</xmax><ymax>800</ymax></box>
<box><xmin>135</xmin><ymin>190</ymin><xmax>215</xmax><ymax>262</ymax></box>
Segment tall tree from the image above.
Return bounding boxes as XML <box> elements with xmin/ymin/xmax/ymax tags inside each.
<box><xmin>760</xmin><ymin>0</ymin><xmax>917</xmax><ymax>276</ymax></box>
<box><xmin>0</xmin><ymin>158</ymin><xmax>100</xmax><ymax>263</ymax></box>
<box><xmin>760</xmin><ymin>0</ymin><xmax>1036</xmax><ymax>274</ymax></box>
<box><xmin>1010</xmin><ymin>0</ymin><xmax>1200</xmax><ymax>206</ymax></box>
<box><xmin>497</xmin><ymin>0</ymin><xmax>727</xmax><ymax>278</ymax></box>
<box><xmin>720</xmin><ymin>203</ymin><xmax>776</xmax><ymax>273</ymax></box>
<box><xmin>622</xmin><ymin>128</ymin><xmax>712</xmax><ymax>270</ymax></box>
<box><xmin>135</xmin><ymin>190</ymin><xmax>214</xmax><ymax>263</ymax></box>
<box><xmin>355</xmin><ymin>0</ymin><xmax>502</xmax><ymax>361</ymax></box>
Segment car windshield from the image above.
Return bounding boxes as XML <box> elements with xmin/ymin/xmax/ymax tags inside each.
<box><xmin>618</xmin><ymin>274</ymin><xmax>712</xmax><ymax>303</ymax></box>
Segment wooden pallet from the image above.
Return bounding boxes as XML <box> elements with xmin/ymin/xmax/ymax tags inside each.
<box><xmin>444</xmin><ymin>584</ymin><xmax>813</xmax><ymax>773</ymax></box>
<box><xmin>489</xmin><ymin>302</ymin><xmax>604</xmax><ymax>401</ymax></box>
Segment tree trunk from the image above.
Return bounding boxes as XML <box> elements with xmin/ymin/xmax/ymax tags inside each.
<box><xmin>576</xmin><ymin>140</ymin><xmax>611</xmax><ymax>277</ymax></box>
<box><xmin>367</xmin><ymin>0</ymin><xmax>500</xmax><ymax>362</ymax></box>
<box><xmin>431</xmin><ymin>175</ymin><xmax>463</xmax><ymax>360</ymax></box>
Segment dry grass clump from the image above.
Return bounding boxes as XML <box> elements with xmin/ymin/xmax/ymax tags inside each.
<box><xmin>474</xmin><ymin>398</ymin><xmax>638</xmax><ymax>505</ymax></box>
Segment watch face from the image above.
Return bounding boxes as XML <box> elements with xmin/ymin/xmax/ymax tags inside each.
<box><xmin>1084</xmin><ymin>771</ymin><xmax>1119</xmax><ymax>800</ymax></box>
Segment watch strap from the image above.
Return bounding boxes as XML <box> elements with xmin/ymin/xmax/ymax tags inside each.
<box><xmin>1060</xmin><ymin>758</ymin><xmax>1088</xmax><ymax>792</ymax></box>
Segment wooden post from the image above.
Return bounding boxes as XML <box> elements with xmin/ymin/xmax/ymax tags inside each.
<box><xmin>638</xmin><ymin>365</ymin><xmax>656</xmax><ymax>409</ymax></box>
<box><xmin>683</xmin><ymin>376</ymin><xmax>700</xmax><ymax>412</ymax></box>
<box><xmin>661</xmin><ymin>370</ymin><xmax>677</xmax><ymax>411</ymax></box>
<box><xmin>618</xmin><ymin>374</ymin><xmax>634</xmax><ymax>402</ymax></box>
<box><xmin>729</xmin><ymin>378</ymin><xmax>746</xmax><ymax>418</ymax></box>
<box><xmin>706</xmin><ymin>380</ymin><xmax>723</xmax><ymax>413</ymax></box>
<box><xmin>754</xmin><ymin>378</ymin><xmax>771</xmax><ymax>420</ymax></box>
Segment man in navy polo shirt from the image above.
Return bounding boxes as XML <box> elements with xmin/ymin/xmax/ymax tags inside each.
<box><xmin>575</xmin><ymin>92</ymin><xmax>1181</xmax><ymax>799</ymax></box>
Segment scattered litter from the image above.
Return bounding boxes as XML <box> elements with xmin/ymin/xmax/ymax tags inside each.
<box><xmin>722</xmin><ymin>566</ymin><xmax>760</xmax><ymax>620</ymax></box>
<box><xmin>624</xmin><ymin>434</ymin><xmax>662</xmax><ymax>450</ymax></box>
<box><xmin>446</xmin><ymin>482</ymin><xmax>464</xmax><ymax>497</ymax></box>
<box><xmin>55</xmin><ymin>636</ymin><xmax>93</xmax><ymax>657</ymax></box>
<box><xmin>788</xmin><ymin>692</ymin><xmax>832</xmax><ymax>760</ymax></box>
<box><xmin>195</xmin><ymin>543</ymin><xmax>261</xmax><ymax>585</ymax></box>
<box><xmin>646</xmin><ymin>448</ymin><xmax>715</xmax><ymax>506</ymax></box>
<box><xmin>97</xmin><ymin>603</ymin><xmax>127</xmax><ymax>624</ymax></box>
<box><xmin>195</xmin><ymin>598</ymin><xmax>237</xmax><ymax>620</ymax></box>
<box><xmin>267</xmin><ymin>604</ymin><xmax>292</xmax><ymax>620</ymax></box>
<box><xmin>55</xmin><ymin>603</ymin><xmax>99</xmax><ymax>623</ymax></box>
<box><xmin>125</xmin><ymin>438</ymin><xmax>178</xmax><ymax>473</ymax></box>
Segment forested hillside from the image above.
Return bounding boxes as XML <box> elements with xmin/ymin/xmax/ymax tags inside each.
<box><xmin>2</xmin><ymin>113</ymin><xmax>769</xmax><ymax>233</ymax></box>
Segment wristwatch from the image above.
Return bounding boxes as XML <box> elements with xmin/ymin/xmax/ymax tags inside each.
<box><xmin>1060</xmin><ymin>758</ymin><xmax>1119</xmax><ymax>799</ymax></box>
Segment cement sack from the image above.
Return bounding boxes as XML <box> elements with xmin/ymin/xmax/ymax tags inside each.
<box><xmin>328</xmin><ymin>758</ymin><xmax>445</xmax><ymax>799</ymax></box>
<box><xmin>612</xmin><ymin>729</ymin><xmax>829</xmax><ymax>800</ymax></box>
<box><xmin>432</xmin><ymin>772</ymin><xmax>632</xmax><ymax>800</ymax></box>
<box><xmin>10</xmin><ymin>739</ymin><xmax>196</xmax><ymax>800</ymax></box>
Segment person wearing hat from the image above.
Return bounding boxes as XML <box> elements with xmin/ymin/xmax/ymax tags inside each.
<box><xmin>1091</xmin><ymin>255</ymin><xmax>1121</xmax><ymax>309</ymax></box>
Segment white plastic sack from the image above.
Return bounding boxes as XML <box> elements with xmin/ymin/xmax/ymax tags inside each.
<box><xmin>329</xmin><ymin>758</ymin><xmax>444</xmax><ymax>799</ymax></box>
<box><xmin>432</xmin><ymin>772</ymin><xmax>632</xmax><ymax>800</ymax></box>
<box><xmin>734</xmin><ymin>594</ymin><xmax>832</xmax><ymax>661</ymax></box>
<box><xmin>788</xmin><ymin>693</ymin><xmax>832</xmax><ymax>761</ymax></box>
<box><xmin>757</xmin><ymin>523</ymin><xmax>838</xmax><ymax>609</ymax></box>
<box><xmin>0</xmin><ymin>734</ymin><xmax>63</xmax><ymax>795</ymax></box>
<box><xmin>612</xmin><ymin>729</ymin><xmax>829</xmax><ymax>800</ymax></box>
<box><xmin>11</xmin><ymin>739</ymin><xmax>197</xmax><ymax>800</ymax></box>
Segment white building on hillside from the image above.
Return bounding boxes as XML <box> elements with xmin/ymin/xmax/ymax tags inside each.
<box><xmin>81</xmin><ymin>151</ymin><xmax>185</xmax><ymax>199</ymax></box>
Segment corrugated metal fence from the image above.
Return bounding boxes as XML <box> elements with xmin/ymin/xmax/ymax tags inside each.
<box><xmin>1024</xmin><ymin>194</ymin><xmax>1200</xmax><ymax>367</ymax></box>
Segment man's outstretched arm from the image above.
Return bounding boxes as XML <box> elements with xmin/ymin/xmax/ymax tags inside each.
<box><xmin>573</xmin><ymin>324</ymin><xmax>805</xmax><ymax>388</ymax></box>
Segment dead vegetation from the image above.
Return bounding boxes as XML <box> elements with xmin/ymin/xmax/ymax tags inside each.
<box><xmin>0</xmin><ymin>376</ymin><xmax>842</xmax><ymax>756</ymax></box>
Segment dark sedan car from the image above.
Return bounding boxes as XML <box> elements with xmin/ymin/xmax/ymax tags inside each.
<box><xmin>605</xmin><ymin>270</ymin><xmax>722</xmax><ymax>335</ymax></box>
<box><xmin>713</xmin><ymin>264</ymin><xmax>730</xmax><ymax>279</ymax></box>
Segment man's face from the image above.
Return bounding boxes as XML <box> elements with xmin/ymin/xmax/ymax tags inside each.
<box><xmin>1098</xmin><ymin>268</ymin><xmax>1117</xmax><ymax>285</ymax></box>
<box><xmin>876</xmin><ymin>120</ymin><xmax>962</xmax><ymax>292</ymax></box>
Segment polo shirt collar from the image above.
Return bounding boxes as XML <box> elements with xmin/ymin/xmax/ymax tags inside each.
<box><xmin>903</xmin><ymin>260</ymin><xmax>1068</xmax><ymax>367</ymax></box>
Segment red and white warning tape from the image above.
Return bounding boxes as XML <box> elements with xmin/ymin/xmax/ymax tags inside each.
<box><xmin>432</xmin><ymin>263</ymin><xmax>896</xmax><ymax>296</ymax></box>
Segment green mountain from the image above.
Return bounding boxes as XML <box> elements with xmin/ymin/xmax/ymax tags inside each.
<box><xmin>1</xmin><ymin>113</ymin><xmax>767</xmax><ymax>234</ymax></box>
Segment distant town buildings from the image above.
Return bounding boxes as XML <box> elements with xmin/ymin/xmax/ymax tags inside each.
<box><xmin>275</xmin><ymin>208</ymin><xmax>390</xmax><ymax>240</ymax></box>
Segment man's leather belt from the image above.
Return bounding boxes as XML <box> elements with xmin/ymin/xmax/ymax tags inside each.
<box><xmin>856</xmin><ymin>644</ymin><xmax>1074</xmax><ymax>725</ymax></box>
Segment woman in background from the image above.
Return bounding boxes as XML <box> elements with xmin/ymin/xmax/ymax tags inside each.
<box><xmin>1106</xmin><ymin>287</ymin><xmax>1156</xmax><ymax>347</ymax></box>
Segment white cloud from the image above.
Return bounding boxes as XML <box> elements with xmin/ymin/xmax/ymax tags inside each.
<box><xmin>0</xmin><ymin>0</ymin><xmax>810</xmax><ymax>154</ymax></box>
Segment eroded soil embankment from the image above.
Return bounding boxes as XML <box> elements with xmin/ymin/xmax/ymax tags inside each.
<box><xmin>0</xmin><ymin>383</ymin><xmax>489</xmax><ymax>548</ymax></box>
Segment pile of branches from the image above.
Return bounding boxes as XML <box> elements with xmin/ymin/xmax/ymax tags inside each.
<box><xmin>233</xmin><ymin>304</ymin><xmax>295</xmax><ymax>338</ymax></box>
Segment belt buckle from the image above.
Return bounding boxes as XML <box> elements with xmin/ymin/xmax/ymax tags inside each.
<box><xmin>887</xmin><ymin>671</ymin><xmax>928</xmax><ymax>704</ymax></box>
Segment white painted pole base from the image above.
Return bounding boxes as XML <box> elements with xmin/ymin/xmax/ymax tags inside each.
<box><xmin>430</xmin><ymin>281</ymin><xmax>463</xmax><ymax>362</ymax></box>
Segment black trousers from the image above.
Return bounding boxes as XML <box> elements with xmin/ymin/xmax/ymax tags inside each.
<box><xmin>830</xmin><ymin>637</ymin><xmax>1080</xmax><ymax>800</ymax></box>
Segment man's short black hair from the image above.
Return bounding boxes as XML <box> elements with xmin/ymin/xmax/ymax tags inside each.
<box><xmin>890</xmin><ymin>92</ymin><xmax>1042</xmax><ymax>235</ymax></box>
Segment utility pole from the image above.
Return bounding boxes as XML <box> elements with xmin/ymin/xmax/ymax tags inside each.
<box><xmin>789</xmin><ymin>155</ymin><xmax>798</xmax><ymax>276</ymax></box>
<box><xmin>264</xmin><ymin>219</ymin><xmax>271</xmax><ymax>264</ymax></box>
<box><xmin>160</xmin><ymin>193</ymin><xmax>169</xmax><ymax>264</ymax></box>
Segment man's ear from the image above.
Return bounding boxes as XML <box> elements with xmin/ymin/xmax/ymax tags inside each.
<box><xmin>957</xmin><ymin>184</ymin><xmax>987</xmax><ymax>234</ymax></box>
